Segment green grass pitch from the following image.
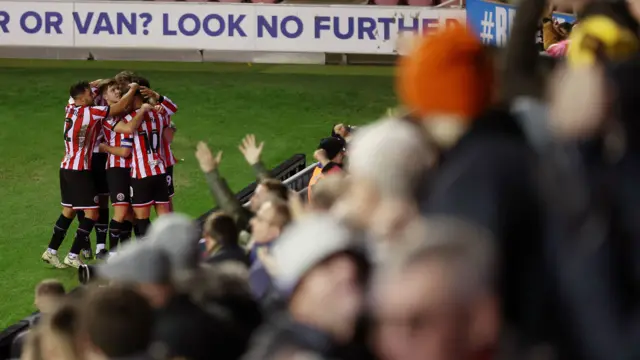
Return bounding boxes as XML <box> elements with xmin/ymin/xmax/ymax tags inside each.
<box><xmin>0</xmin><ymin>59</ymin><xmax>395</xmax><ymax>329</ymax></box>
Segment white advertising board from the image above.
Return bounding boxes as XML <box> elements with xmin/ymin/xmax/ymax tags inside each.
<box><xmin>0</xmin><ymin>1</ymin><xmax>466</xmax><ymax>54</ymax></box>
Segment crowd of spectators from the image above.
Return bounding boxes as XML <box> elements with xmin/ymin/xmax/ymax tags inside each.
<box><xmin>8</xmin><ymin>0</ymin><xmax>640</xmax><ymax>359</ymax></box>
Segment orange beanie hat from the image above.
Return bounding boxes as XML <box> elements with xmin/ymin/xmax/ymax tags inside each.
<box><xmin>396</xmin><ymin>26</ymin><xmax>494</xmax><ymax>120</ymax></box>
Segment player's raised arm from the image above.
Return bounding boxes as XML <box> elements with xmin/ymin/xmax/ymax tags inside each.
<box><xmin>109</xmin><ymin>83</ymin><xmax>140</xmax><ymax>116</ymax></box>
<box><xmin>141</xmin><ymin>86</ymin><xmax>178</xmax><ymax>116</ymax></box>
<box><xmin>114</xmin><ymin>103</ymin><xmax>153</xmax><ymax>134</ymax></box>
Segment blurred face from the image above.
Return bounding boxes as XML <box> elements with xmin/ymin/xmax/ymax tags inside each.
<box><xmin>34</xmin><ymin>295</ymin><xmax>60</xmax><ymax>314</ymax></box>
<box><xmin>250</xmin><ymin>184</ymin><xmax>268</xmax><ymax>212</ymax></box>
<box><xmin>102</xmin><ymin>84</ymin><xmax>121</xmax><ymax>105</ymax></box>
<box><xmin>250</xmin><ymin>202</ymin><xmax>280</xmax><ymax>244</ymax></box>
<box><xmin>334</xmin><ymin>124</ymin><xmax>349</xmax><ymax>138</ymax></box>
<box><xmin>75</xmin><ymin>88</ymin><xmax>94</xmax><ymax>106</ymax></box>
<box><xmin>374</xmin><ymin>261</ymin><xmax>470</xmax><ymax>360</ymax></box>
<box><xmin>291</xmin><ymin>254</ymin><xmax>365</xmax><ymax>343</ymax></box>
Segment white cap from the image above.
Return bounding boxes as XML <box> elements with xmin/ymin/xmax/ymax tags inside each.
<box><xmin>271</xmin><ymin>214</ymin><xmax>369</xmax><ymax>296</ymax></box>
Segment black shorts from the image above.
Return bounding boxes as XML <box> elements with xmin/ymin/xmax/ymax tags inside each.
<box><xmin>91</xmin><ymin>153</ymin><xmax>109</xmax><ymax>195</ymax></box>
<box><xmin>60</xmin><ymin>168</ymin><xmax>99</xmax><ymax>210</ymax></box>
<box><xmin>106</xmin><ymin>167</ymin><xmax>131</xmax><ymax>206</ymax></box>
<box><xmin>166</xmin><ymin>166</ymin><xmax>175</xmax><ymax>197</ymax></box>
<box><xmin>130</xmin><ymin>174</ymin><xmax>170</xmax><ymax>207</ymax></box>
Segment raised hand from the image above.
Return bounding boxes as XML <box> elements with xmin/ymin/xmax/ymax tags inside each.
<box><xmin>195</xmin><ymin>141</ymin><xmax>223</xmax><ymax>173</ymax></box>
<box><xmin>154</xmin><ymin>105</ymin><xmax>166</xmax><ymax>114</ymax></box>
<box><xmin>140</xmin><ymin>86</ymin><xmax>159</xmax><ymax>101</ymax></box>
<box><xmin>238</xmin><ymin>134</ymin><xmax>264</xmax><ymax>166</ymax></box>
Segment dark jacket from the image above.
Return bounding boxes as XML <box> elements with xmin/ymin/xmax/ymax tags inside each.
<box><xmin>206</xmin><ymin>244</ymin><xmax>250</xmax><ymax>267</ymax></box>
<box><xmin>420</xmin><ymin>108</ymin><xmax>546</xmax><ymax>345</ymax></box>
<box><xmin>203</xmin><ymin>161</ymin><xmax>271</xmax><ymax>232</ymax></box>
<box><xmin>153</xmin><ymin>294</ymin><xmax>246</xmax><ymax>360</ymax></box>
<box><xmin>243</xmin><ymin>314</ymin><xmax>376</xmax><ymax>360</ymax></box>
<box><xmin>242</xmin><ymin>315</ymin><xmax>337</xmax><ymax>360</ymax></box>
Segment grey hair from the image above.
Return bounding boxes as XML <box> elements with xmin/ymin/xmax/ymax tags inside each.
<box><xmin>378</xmin><ymin>216</ymin><xmax>497</xmax><ymax>303</ymax></box>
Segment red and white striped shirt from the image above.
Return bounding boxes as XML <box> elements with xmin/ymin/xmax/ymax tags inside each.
<box><xmin>158</xmin><ymin>96</ymin><xmax>179</xmax><ymax>167</ymax></box>
<box><xmin>67</xmin><ymin>87</ymin><xmax>107</xmax><ymax>154</ymax></box>
<box><xmin>127</xmin><ymin>109</ymin><xmax>171</xmax><ymax>179</ymax></box>
<box><xmin>103</xmin><ymin>116</ymin><xmax>133</xmax><ymax>169</ymax></box>
<box><xmin>60</xmin><ymin>105</ymin><xmax>110</xmax><ymax>171</ymax></box>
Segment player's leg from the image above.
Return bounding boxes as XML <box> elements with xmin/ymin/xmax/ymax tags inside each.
<box><xmin>104</xmin><ymin>168</ymin><xmax>131</xmax><ymax>258</ymax></box>
<box><xmin>155</xmin><ymin>173</ymin><xmax>172</xmax><ymax>216</ymax></box>
<box><xmin>95</xmin><ymin>197</ymin><xmax>109</xmax><ymax>255</ymax></box>
<box><xmin>166</xmin><ymin>166</ymin><xmax>175</xmax><ymax>212</ymax></box>
<box><xmin>63</xmin><ymin>171</ymin><xmax>100</xmax><ymax>268</ymax></box>
<box><xmin>91</xmin><ymin>154</ymin><xmax>110</xmax><ymax>260</ymax></box>
<box><xmin>120</xmin><ymin>209</ymin><xmax>134</xmax><ymax>246</ymax></box>
<box><xmin>130</xmin><ymin>177</ymin><xmax>153</xmax><ymax>237</ymax></box>
<box><xmin>43</xmin><ymin>169</ymin><xmax>76</xmax><ymax>268</ymax></box>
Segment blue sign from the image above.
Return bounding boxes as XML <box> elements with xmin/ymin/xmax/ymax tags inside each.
<box><xmin>466</xmin><ymin>0</ymin><xmax>575</xmax><ymax>47</ymax></box>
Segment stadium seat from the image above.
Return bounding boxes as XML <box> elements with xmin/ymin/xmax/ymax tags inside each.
<box><xmin>374</xmin><ymin>0</ymin><xmax>399</xmax><ymax>5</ymax></box>
<box><xmin>407</xmin><ymin>0</ymin><xmax>434</xmax><ymax>5</ymax></box>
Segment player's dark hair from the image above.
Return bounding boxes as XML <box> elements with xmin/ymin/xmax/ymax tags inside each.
<box><xmin>69</xmin><ymin>81</ymin><xmax>90</xmax><ymax>99</ymax></box>
<box><xmin>99</xmin><ymin>79</ymin><xmax>118</xmax><ymax>96</ymax></box>
<box><xmin>203</xmin><ymin>212</ymin><xmax>239</xmax><ymax>248</ymax></box>
<box><xmin>130</xmin><ymin>76</ymin><xmax>151</xmax><ymax>99</ymax></box>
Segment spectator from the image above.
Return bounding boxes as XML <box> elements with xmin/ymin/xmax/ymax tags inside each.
<box><xmin>567</xmin><ymin>1</ymin><xmax>640</xmax><ymax>67</ymax></box>
<box><xmin>243</xmin><ymin>214</ymin><xmax>371</xmax><ymax>360</ymax></box>
<box><xmin>247</xmin><ymin>199</ymin><xmax>292</xmax><ymax>303</ymax></box>
<box><xmin>203</xmin><ymin>211</ymin><xmax>250</xmax><ymax>267</ymax></box>
<box><xmin>145</xmin><ymin>213</ymin><xmax>202</xmax><ymax>288</ymax></box>
<box><xmin>307</xmin><ymin>137</ymin><xmax>346</xmax><ymax>203</ymax></box>
<box><xmin>309</xmin><ymin>173</ymin><xmax>348</xmax><ymax>212</ymax></box>
<box><xmin>331</xmin><ymin>123</ymin><xmax>356</xmax><ymax>143</ymax></box>
<box><xmin>373</xmin><ymin>217</ymin><xmax>499</xmax><ymax>360</ymax></box>
<box><xmin>195</xmin><ymin>136</ymin><xmax>288</xmax><ymax>232</ymax></box>
<box><xmin>33</xmin><ymin>300</ymin><xmax>82</xmax><ymax>360</ymax></box>
<box><xmin>334</xmin><ymin>116</ymin><xmax>436</xmax><ymax>240</ymax></box>
<box><xmin>190</xmin><ymin>263</ymin><xmax>263</xmax><ymax>354</ymax></box>
<box><xmin>78</xmin><ymin>285</ymin><xmax>154</xmax><ymax>360</ymax></box>
<box><xmin>11</xmin><ymin>280</ymin><xmax>66</xmax><ymax>358</ymax></box>
<box><xmin>98</xmin><ymin>232</ymin><xmax>245</xmax><ymax>360</ymax></box>
<box><xmin>398</xmin><ymin>26</ymin><xmax>545</xmax><ymax>351</ymax></box>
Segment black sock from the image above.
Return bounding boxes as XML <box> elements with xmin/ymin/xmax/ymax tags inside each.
<box><xmin>95</xmin><ymin>208</ymin><xmax>109</xmax><ymax>247</ymax></box>
<box><xmin>47</xmin><ymin>214</ymin><xmax>74</xmax><ymax>251</ymax></box>
<box><xmin>120</xmin><ymin>221</ymin><xmax>133</xmax><ymax>245</ymax></box>
<box><xmin>69</xmin><ymin>218</ymin><xmax>96</xmax><ymax>255</ymax></box>
<box><xmin>136</xmin><ymin>218</ymin><xmax>151</xmax><ymax>238</ymax></box>
<box><xmin>133</xmin><ymin>222</ymin><xmax>142</xmax><ymax>238</ymax></box>
<box><xmin>76</xmin><ymin>210</ymin><xmax>85</xmax><ymax>223</ymax></box>
<box><xmin>108</xmin><ymin>219</ymin><xmax>123</xmax><ymax>251</ymax></box>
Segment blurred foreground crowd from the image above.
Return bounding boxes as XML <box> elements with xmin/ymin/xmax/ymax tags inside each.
<box><xmin>12</xmin><ymin>0</ymin><xmax>640</xmax><ymax>359</ymax></box>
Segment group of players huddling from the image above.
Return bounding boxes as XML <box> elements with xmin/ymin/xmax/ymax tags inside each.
<box><xmin>42</xmin><ymin>71</ymin><xmax>179</xmax><ymax>269</ymax></box>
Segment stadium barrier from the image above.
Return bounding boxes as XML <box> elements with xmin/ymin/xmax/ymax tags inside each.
<box><xmin>0</xmin><ymin>0</ymin><xmax>465</xmax><ymax>64</ymax></box>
